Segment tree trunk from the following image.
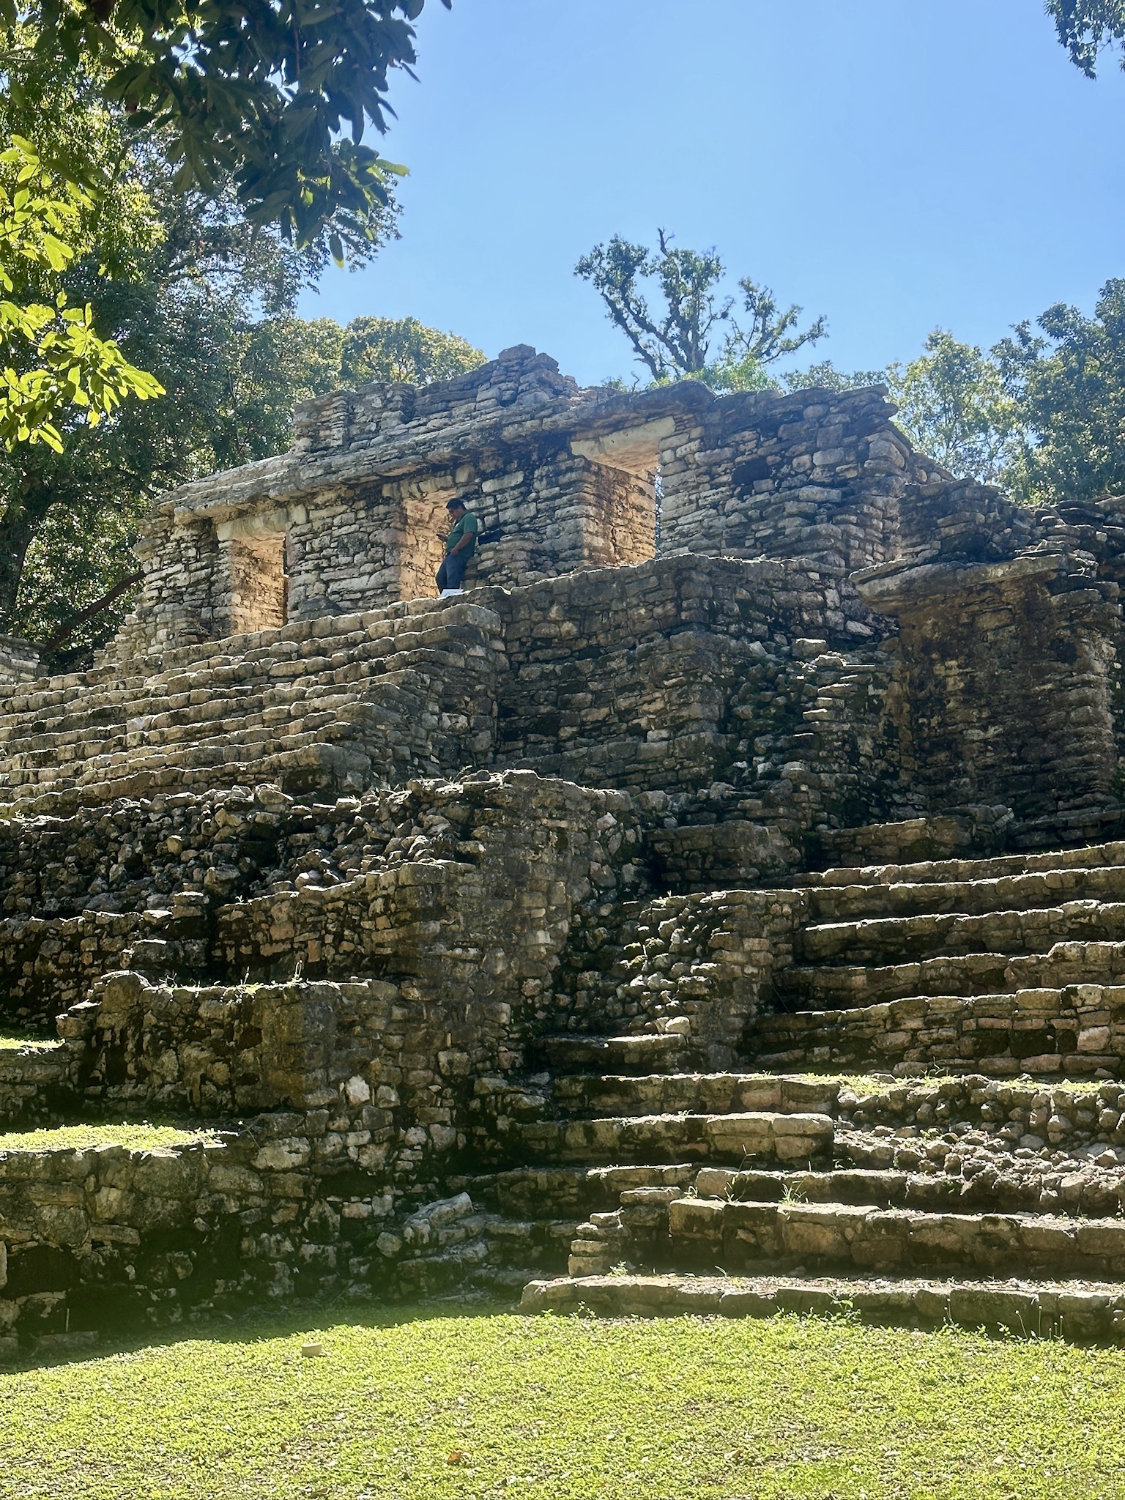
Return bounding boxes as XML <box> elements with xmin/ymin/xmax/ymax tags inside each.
<box><xmin>0</xmin><ymin>471</ymin><xmax>57</xmax><ymax>636</ymax></box>
<box><xmin>0</xmin><ymin>507</ymin><xmax>36</xmax><ymax>635</ymax></box>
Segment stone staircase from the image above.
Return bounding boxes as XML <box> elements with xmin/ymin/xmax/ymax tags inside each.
<box><xmin>754</xmin><ymin>839</ymin><xmax>1125</xmax><ymax>1078</ymax></box>
<box><xmin>0</xmin><ymin>598</ymin><xmax>501</xmax><ymax>812</ymax></box>
<box><xmin>503</xmin><ymin>840</ymin><xmax>1125</xmax><ymax>1337</ymax></box>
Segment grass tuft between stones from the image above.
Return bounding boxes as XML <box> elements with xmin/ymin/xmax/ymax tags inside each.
<box><xmin>2</xmin><ymin>1305</ymin><xmax>1124</xmax><ymax>1499</ymax></box>
<box><xmin>0</xmin><ymin>1121</ymin><xmax>222</xmax><ymax>1153</ymax></box>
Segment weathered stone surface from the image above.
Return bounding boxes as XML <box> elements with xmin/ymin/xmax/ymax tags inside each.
<box><xmin>5</xmin><ymin>350</ymin><xmax>1125</xmax><ymax>1352</ymax></box>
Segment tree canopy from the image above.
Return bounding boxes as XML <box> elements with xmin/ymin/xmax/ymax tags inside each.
<box><xmin>0</xmin><ymin>66</ymin><xmax>476</xmax><ymax>661</ymax></box>
<box><xmin>340</xmin><ymin>316</ymin><xmax>484</xmax><ymax>386</ymax></box>
<box><xmin>0</xmin><ymin>135</ymin><xmax>163</xmax><ymax>451</ymax></box>
<box><xmin>1047</xmin><ymin>0</ymin><xmax>1125</xmax><ymax>75</ymax></box>
<box><xmin>886</xmin><ymin>331</ymin><xmax>1023</xmax><ymax>487</ymax></box>
<box><xmin>995</xmin><ymin>278</ymin><xmax>1125</xmax><ymax>506</ymax></box>
<box><xmin>0</xmin><ymin>1</ymin><xmax>437</xmax><ymax>452</ymax></box>
<box><xmin>1</xmin><ymin>0</ymin><xmax>448</xmax><ymax>249</ymax></box>
<box><xmin>575</xmin><ymin>229</ymin><xmax>826</xmax><ymax>389</ymax></box>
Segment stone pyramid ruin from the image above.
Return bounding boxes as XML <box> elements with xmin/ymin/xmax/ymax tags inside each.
<box><xmin>5</xmin><ymin>344</ymin><xmax>1125</xmax><ymax>1354</ymax></box>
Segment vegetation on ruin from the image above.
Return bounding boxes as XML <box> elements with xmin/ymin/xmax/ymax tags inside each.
<box><xmin>0</xmin><ymin>1121</ymin><xmax>219</xmax><ymax>1152</ymax></box>
<box><xmin>341</xmin><ymin>315</ymin><xmax>486</xmax><ymax>386</ymax></box>
<box><xmin>0</xmin><ymin>0</ymin><xmax>443</xmax><ymax>456</ymax></box>
<box><xmin>0</xmin><ymin>1029</ymin><xmax>58</xmax><ymax>1047</ymax></box>
<box><xmin>578</xmin><ymin>221</ymin><xmax>1125</xmax><ymax>508</ymax></box>
<box><xmin>4</xmin><ymin>1306</ymin><xmax>1125</xmax><ymax>1499</ymax></box>
<box><xmin>575</xmin><ymin>227</ymin><xmax>827</xmax><ymax>388</ymax></box>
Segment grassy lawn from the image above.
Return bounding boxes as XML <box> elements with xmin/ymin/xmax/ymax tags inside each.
<box><xmin>0</xmin><ymin>1122</ymin><xmax>220</xmax><ymax>1152</ymax></box>
<box><xmin>2</xmin><ymin>1307</ymin><xmax>1124</xmax><ymax>1499</ymax></box>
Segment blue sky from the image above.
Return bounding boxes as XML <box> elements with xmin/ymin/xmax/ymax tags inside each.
<box><xmin>297</xmin><ymin>0</ymin><xmax>1125</xmax><ymax>387</ymax></box>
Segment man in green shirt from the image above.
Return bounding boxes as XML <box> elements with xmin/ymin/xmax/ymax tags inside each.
<box><xmin>436</xmin><ymin>497</ymin><xmax>480</xmax><ymax>595</ymax></box>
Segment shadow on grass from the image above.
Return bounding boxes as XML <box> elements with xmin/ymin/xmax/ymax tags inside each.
<box><xmin>3</xmin><ymin>1291</ymin><xmax>529</xmax><ymax>1377</ymax></box>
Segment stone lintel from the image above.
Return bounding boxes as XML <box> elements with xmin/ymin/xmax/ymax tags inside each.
<box><xmin>856</xmin><ymin>551</ymin><xmax>1067</xmax><ymax>615</ymax></box>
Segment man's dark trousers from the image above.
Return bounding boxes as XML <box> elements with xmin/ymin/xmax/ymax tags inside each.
<box><xmin>436</xmin><ymin>553</ymin><xmax>468</xmax><ymax>591</ymax></box>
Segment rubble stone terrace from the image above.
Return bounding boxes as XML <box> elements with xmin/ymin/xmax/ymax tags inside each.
<box><xmin>3</xmin><ymin>345</ymin><xmax>1125</xmax><ymax>1356</ymax></box>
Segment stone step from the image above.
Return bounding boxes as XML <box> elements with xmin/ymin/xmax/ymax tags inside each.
<box><xmin>521</xmin><ymin>1272</ymin><xmax>1125</xmax><ymax>1341</ymax></box>
<box><xmin>505</xmin><ymin>1110</ymin><xmax>834</xmax><ymax>1167</ymax></box>
<box><xmin>550</xmin><ymin>1071</ymin><xmax>838</xmax><ymax>1119</ymax></box>
<box><xmin>805</xmin><ymin>860</ymin><xmax>1125</xmax><ymax>925</ymax></box>
<box><xmin>647</xmin><ymin>1194</ymin><xmax>1125</xmax><ymax>1282</ymax></box>
<box><xmin>803</xmin><ymin>839</ymin><xmax>1125</xmax><ymax>894</ymax></box>
<box><xmin>0</xmin><ymin>606</ymin><xmax>498</xmax><ymax>806</ymax></box>
<box><xmin>798</xmin><ymin>900</ymin><xmax>1125</xmax><ymax>966</ymax></box>
<box><xmin>779</xmin><ymin>939</ymin><xmax>1125</xmax><ymax>1009</ymax></box>
<box><xmin>395</xmin><ymin>1240</ymin><xmax>491</xmax><ymax>1296</ymax></box>
<box><xmin>457</xmin><ymin>1163</ymin><xmax>697</xmax><ymax>1218</ymax></box>
<box><xmin>474</xmin><ymin>1213</ymin><xmax>576</xmax><ymax>1270</ymax></box>
<box><xmin>747</xmin><ymin>983</ymin><xmax>1125</xmax><ymax>1079</ymax></box>
<box><xmin>466</xmin><ymin>1264</ymin><xmax>548</xmax><ymax>1300</ymax></box>
<box><xmin>692</xmin><ymin>1163</ymin><xmax>1125</xmax><ymax>1218</ymax></box>
<box><xmin>529</xmin><ymin>1033</ymin><xmax>698</xmax><ymax>1076</ymax></box>
<box><xmin>10</xmin><ymin>741</ymin><xmax>370</xmax><ymax>814</ymax></box>
<box><xmin>0</xmin><ymin>664</ymin><xmax>441</xmax><ymax>768</ymax></box>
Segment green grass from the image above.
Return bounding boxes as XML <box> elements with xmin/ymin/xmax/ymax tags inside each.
<box><xmin>3</xmin><ymin>1306</ymin><xmax>1125</xmax><ymax>1499</ymax></box>
<box><xmin>0</xmin><ymin>1122</ymin><xmax>220</xmax><ymax>1152</ymax></box>
<box><xmin>816</xmin><ymin>1071</ymin><xmax>1119</xmax><ymax>1097</ymax></box>
<box><xmin>0</xmin><ymin>1034</ymin><xmax>60</xmax><ymax>1051</ymax></box>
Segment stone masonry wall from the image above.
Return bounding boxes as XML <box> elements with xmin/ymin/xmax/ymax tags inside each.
<box><xmin>1</xmin><ymin>597</ymin><xmax>507</xmax><ymax>814</ymax></box>
<box><xmin>658</xmin><ymin>385</ymin><xmax>941</xmax><ymax>574</ymax></box>
<box><xmin>0</xmin><ymin>1121</ymin><xmax>490</xmax><ymax>1355</ymax></box>
<box><xmin>110</xmin><ymin>353</ymin><xmax>947</xmax><ymax>660</ymax></box>
<box><xmin>863</xmin><ymin>551</ymin><xmax>1122</xmax><ymax>828</ymax></box>
<box><xmin>559</xmin><ymin>887</ymin><xmax>807</xmax><ymax>1068</ymax></box>
<box><xmin>0</xmin><ymin>636</ymin><xmax>42</xmax><ymax>687</ymax></box>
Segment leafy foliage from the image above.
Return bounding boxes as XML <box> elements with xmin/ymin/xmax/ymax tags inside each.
<box><xmin>1</xmin><ymin>154</ymin><xmax>478</xmax><ymax>660</ymax></box>
<box><xmin>781</xmin><ymin>360</ymin><xmax>890</xmax><ymax>394</ymax></box>
<box><xmin>340</xmin><ymin>315</ymin><xmax>485</xmax><ymax>386</ymax></box>
<box><xmin>1047</xmin><ymin>0</ymin><xmax>1125</xmax><ymax>75</ymax></box>
<box><xmin>0</xmin><ymin>136</ymin><xmax>162</xmax><ymax>451</ymax></box>
<box><xmin>1</xmin><ymin>197</ymin><xmax>350</xmax><ymax>654</ymax></box>
<box><xmin>887</xmin><ymin>331</ymin><xmax>1024</xmax><ymax>485</ymax></box>
<box><xmin>1</xmin><ymin>0</ymin><xmax>449</xmax><ymax>248</ymax></box>
<box><xmin>0</xmin><ymin>54</ymin><xmax>403</xmax><ymax>656</ymax></box>
<box><xmin>782</xmin><ymin>289</ymin><xmax>1125</xmax><ymax>506</ymax></box>
<box><xmin>575</xmin><ymin>228</ymin><xmax>826</xmax><ymax>387</ymax></box>
<box><xmin>995</xmin><ymin>278</ymin><xmax>1125</xmax><ymax>505</ymax></box>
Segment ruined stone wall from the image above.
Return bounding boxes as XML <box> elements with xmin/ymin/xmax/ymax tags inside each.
<box><xmin>860</xmin><ymin>481</ymin><xmax>1125</xmax><ymax>833</ymax></box>
<box><xmin>559</xmin><ymin>887</ymin><xmax>807</xmax><ymax>1068</ymax></box>
<box><xmin>112</xmin><ymin>356</ymin><xmax>937</xmax><ymax>661</ymax></box>
<box><xmin>658</xmin><ymin>385</ymin><xmax>939</xmax><ymax>574</ymax></box>
<box><xmin>291</xmin><ymin>344</ymin><xmax>579</xmax><ymax>455</ymax></box>
<box><xmin>0</xmin><ymin>911</ymin><xmax>179</xmax><ymax>1033</ymax></box>
<box><xmin>0</xmin><ymin>636</ymin><xmax>41</xmax><ymax>688</ymax></box>
<box><xmin>2</xmin><ymin>560</ymin><xmax>903</xmax><ymax>865</ymax></box>
<box><xmin>115</xmin><ymin>510</ymin><xmax>220</xmax><ymax>657</ymax></box>
<box><xmin>492</xmin><ymin>555</ymin><xmax>887</xmax><ymax>794</ymax></box>
<box><xmin>0</xmin><ymin>1120</ymin><xmax>484</xmax><ymax>1353</ymax></box>
<box><xmin>1</xmin><ymin>598</ymin><xmax>506</xmax><ymax>814</ymax></box>
<box><xmin>112</xmin><ymin>347</ymin><xmax>599</xmax><ymax>652</ymax></box>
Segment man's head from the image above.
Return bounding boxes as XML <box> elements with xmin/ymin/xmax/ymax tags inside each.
<box><xmin>446</xmin><ymin>498</ymin><xmax>466</xmax><ymax>517</ymax></box>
